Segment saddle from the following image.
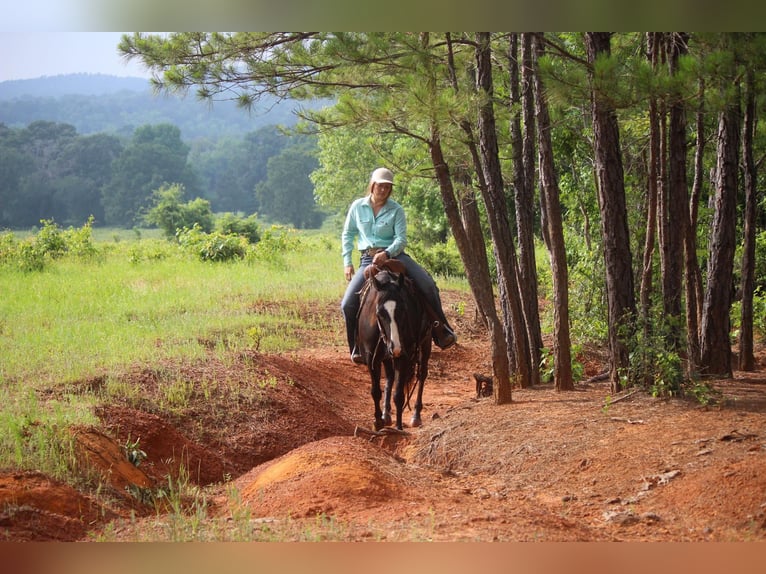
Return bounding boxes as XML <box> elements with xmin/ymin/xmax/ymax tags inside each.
<box><xmin>363</xmin><ymin>258</ymin><xmax>407</xmax><ymax>280</ymax></box>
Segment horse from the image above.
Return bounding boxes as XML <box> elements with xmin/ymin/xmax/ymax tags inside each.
<box><xmin>356</xmin><ymin>261</ymin><xmax>433</xmax><ymax>431</ymax></box>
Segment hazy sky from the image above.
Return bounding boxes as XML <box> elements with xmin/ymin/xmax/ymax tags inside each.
<box><xmin>0</xmin><ymin>32</ymin><xmax>153</xmax><ymax>82</ymax></box>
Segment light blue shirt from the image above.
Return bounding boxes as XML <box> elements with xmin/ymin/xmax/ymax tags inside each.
<box><xmin>342</xmin><ymin>195</ymin><xmax>407</xmax><ymax>266</ymax></box>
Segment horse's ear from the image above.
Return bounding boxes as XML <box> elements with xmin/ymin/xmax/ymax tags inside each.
<box><xmin>372</xmin><ymin>273</ymin><xmax>383</xmax><ymax>290</ymax></box>
<box><xmin>397</xmin><ymin>272</ymin><xmax>405</xmax><ymax>287</ymax></box>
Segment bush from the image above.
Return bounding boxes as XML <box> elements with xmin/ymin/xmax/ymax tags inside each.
<box><xmin>176</xmin><ymin>225</ymin><xmax>248</xmax><ymax>262</ymax></box>
<box><xmin>247</xmin><ymin>225</ymin><xmax>302</xmax><ymax>266</ymax></box>
<box><xmin>406</xmin><ymin>237</ymin><xmax>464</xmax><ymax>278</ymax></box>
<box><xmin>0</xmin><ymin>218</ymin><xmax>100</xmax><ymax>272</ymax></box>
<box><xmin>144</xmin><ymin>184</ymin><xmax>214</xmax><ymax>240</ymax></box>
<box><xmin>216</xmin><ymin>212</ymin><xmax>262</xmax><ymax>244</ymax></box>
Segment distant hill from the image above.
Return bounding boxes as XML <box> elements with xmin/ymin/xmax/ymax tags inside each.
<box><xmin>0</xmin><ymin>74</ymin><xmax>326</xmax><ymax>141</ymax></box>
<box><xmin>0</xmin><ymin>73</ymin><xmax>152</xmax><ymax>99</ymax></box>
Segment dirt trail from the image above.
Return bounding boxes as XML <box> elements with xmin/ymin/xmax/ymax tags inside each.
<box><xmin>2</xmin><ymin>291</ymin><xmax>766</xmax><ymax>541</ymax></box>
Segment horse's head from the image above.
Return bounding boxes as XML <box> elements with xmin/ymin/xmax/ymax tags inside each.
<box><xmin>371</xmin><ymin>270</ymin><xmax>407</xmax><ymax>359</ymax></box>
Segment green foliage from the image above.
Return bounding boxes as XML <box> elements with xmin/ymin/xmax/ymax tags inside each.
<box><xmin>176</xmin><ymin>225</ymin><xmax>248</xmax><ymax>262</ymax></box>
<box><xmin>0</xmin><ymin>218</ymin><xmax>100</xmax><ymax>272</ymax></box>
<box><xmin>563</xmin><ymin>229</ymin><xmax>608</xmax><ymax>344</ymax></box>
<box><xmin>216</xmin><ymin>212</ymin><xmax>262</xmax><ymax>244</ymax></box>
<box><xmin>539</xmin><ymin>345</ymin><xmax>584</xmax><ymax>384</ymax></box>
<box><xmin>103</xmin><ymin>123</ymin><xmax>199</xmax><ymax>227</ymax></box>
<box><xmin>731</xmin><ymin>287</ymin><xmax>766</xmax><ymax>342</ymax></box>
<box><xmin>247</xmin><ymin>225</ymin><xmax>303</xmax><ymax>266</ymax></box>
<box><xmin>756</xmin><ymin>230</ymin><xmax>766</xmax><ymax>293</ymax></box>
<box><xmin>143</xmin><ymin>184</ymin><xmax>214</xmax><ymax>240</ymax></box>
<box><xmin>685</xmin><ymin>380</ymin><xmax>723</xmax><ymax>407</ymax></box>
<box><xmin>406</xmin><ymin>237</ymin><xmax>464</xmax><ymax>278</ymax></box>
<box><xmin>34</xmin><ymin>219</ymin><xmax>69</xmax><ymax>258</ymax></box>
<box><xmin>254</xmin><ymin>134</ymin><xmax>323</xmax><ymax>229</ymax></box>
<box><xmin>621</xmin><ymin>313</ymin><xmax>686</xmax><ymax>398</ymax></box>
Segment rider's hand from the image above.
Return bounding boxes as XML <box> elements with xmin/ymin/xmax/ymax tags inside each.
<box><xmin>344</xmin><ymin>265</ymin><xmax>354</xmax><ymax>281</ymax></box>
<box><xmin>372</xmin><ymin>250</ymin><xmax>389</xmax><ymax>266</ymax></box>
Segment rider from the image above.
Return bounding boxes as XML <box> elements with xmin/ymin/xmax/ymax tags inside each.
<box><xmin>341</xmin><ymin>167</ymin><xmax>457</xmax><ymax>364</ymax></box>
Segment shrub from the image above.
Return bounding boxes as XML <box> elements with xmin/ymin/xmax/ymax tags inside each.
<box><xmin>176</xmin><ymin>225</ymin><xmax>248</xmax><ymax>262</ymax></box>
<box><xmin>144</xmin><ymin>184</ymin><xmax>214</xmax><ymax>240</ymax></box>
<box><xmin>0</xmin><ymin>218</ymin><xmax>101</xmax><ymax>271</ymax></box>
<box><xmin>246</xmin><ymin>225</ymin><xmax>302</xmax><ymax>266</ymax></box>
<box><xmin>216</xmin><ymin>212</ymin><xmax>262</xmax><ymax>244</ymax></box>
<box><xmin>407</xmin><ymin>237</ymin><xmax>464</xmax><ymax>278</ymax></box>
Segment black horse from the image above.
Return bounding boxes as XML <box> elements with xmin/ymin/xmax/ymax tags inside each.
<box><xmin>356</xmin><ymin>261</ymin><xmax>433</xmax><ymax>431</ymax></box>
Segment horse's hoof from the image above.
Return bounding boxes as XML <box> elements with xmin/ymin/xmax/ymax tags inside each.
<box><xmin>374</xmin><ymin>419</ymin><xmax>384</xmax><ymax>431</ymax></box>
<box><xmin>383</xmin><ymin>413</ymin><xmax>392</xmax><ymax>426</ymax></box>
<box><xmin>410</xmin><ymin>416</ymin><xmax>422</xmax><ymax>428</ymax></box>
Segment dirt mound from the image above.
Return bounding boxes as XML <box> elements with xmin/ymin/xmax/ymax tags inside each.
<box><xmin>94</xmin><ymin>405</ymin><xmax>229</xmax><ymax>486</ymax></box>
<box><xmin>0</xmin><ymin>471</ymin><xmax>117</xmax><ymax>541</ymax></box>
<box><xmin>234</xmin><ymin>435</ymin><xmax>421</xmax><ymax>518</ymax></box>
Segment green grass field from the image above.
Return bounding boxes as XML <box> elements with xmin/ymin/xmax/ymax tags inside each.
<box><xmin>0</xmin><ymin>229</ymin><xmax>352</xmax><ymax>479</ymax></box>
<box><xmin>0</xmin><ymin>233</ymin><xmax>345</xmax><ymax>385</ymax></box>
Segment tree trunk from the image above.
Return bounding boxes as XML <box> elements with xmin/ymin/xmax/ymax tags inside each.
<box><xmin>428</xmin><ymin>34</ymin><xmax>514</xmax><ymax>402</ymax></box>
<box><xmin>531</xmin><ymin>33</ymin><xmax>573</xmax><ymax>392</ymax></box>
<box><xmin>475</xmin><ymin>32</ymin><xmax>532</xmax><ymax>391</ymax></box>
<box><xmin>700</xmin><ymin>98</ymin><xmax>740</xmax><ymax>377</ymax></box>
<box><xmin>511</xmin><ymin>33</ymin><xmax>543</xmax><ymax>386</ymax></box>
<box><xmin>584</xmin><ymin>32</ymin><xmax>637</xmax><ymax>392</ymax></box>
<box><xmin>640</xmin><ymin>33</ymin><xmax>660</xmax><ymax>371</ymax></box>
<box><xmin>663</xmin><ymin>32</ymin><xmax>689</xmax><ymax>352</ymax></box>
<box><xmin>739</xmin><ymin>69</ymin><xmax>757</xmax><ymax>371</ymax></box>
<box><xmin>686</xmin><ymin>77</ymin><xmax>706</xmax><ymax>371</ymax></box>
<box><xmin>429</xmin><ymin>133</ymin><xmax>513</xmax><ymax>402</ymax></box>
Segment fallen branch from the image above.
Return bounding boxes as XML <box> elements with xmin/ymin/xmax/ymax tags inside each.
<box><xmin>603</xmin><ymin>388</ymin><xmax>641</xmax><ymax>407</ymax></box>
<box><xmin>583</xmin><ymin>370</ymin><xmax>610</xmax><ymax>384</ymax></box>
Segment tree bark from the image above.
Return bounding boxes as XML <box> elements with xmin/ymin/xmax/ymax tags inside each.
<box><xmin>511</xmin><ymin>33</ymin><xmax>543</xmax><ymax>386</ymax></box>
<box><xmin>428</xmin><ymin>34</ymin><xmax>514</xmax><ymax>402</ymax></box>
<box><xmin>584</xmin><ymin>32</ymin><xmax>637</xmax><ymax>392</ymax></box>
<box><xmin>686</xmin><ymin>77</ymin><xmax>707</xmax><ymax>371</ymax></box>
<box><xmin>640</xmin><ymin>33</ymin><xmax>660</xmax><ymax>376</ymax></box>
<box><xmin>739</xmin><ymin>69</ymin><xmax>757</xmax><ymax>371</ymax></box>
<box><xmin>531</xmin><ymin>33</ymin><xmax>573</xmax><ymax>392</ymax></box>
<box><xmin>475</xmin><ymin>32</ymin><xmax>532</xmax><ymax>391</ymax></box>
<box><xmin>663</xmin><ymin>32</ymin><xmax>689</xmax><ymax>352</ymax></box>
<box><xmin>700</xmin><ymin>97</ymin><xmax>740</xmax><ymax>377</ymax></box>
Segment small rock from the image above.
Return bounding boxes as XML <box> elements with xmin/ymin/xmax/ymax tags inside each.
<box><xmin>603</xmin><ymin>510</ymin><xmax>640</xmax><ymax>526</ymax></box>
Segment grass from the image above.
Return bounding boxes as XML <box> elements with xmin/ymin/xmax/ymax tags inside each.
<box><xmin>0</xmin><ymin>234</ymin><xmax>344</xmax><ymax>386</ymax></box>
<box><xmin>0</xmin><ymin>229</ymin><xmax>349</xmax><ymax>480</ymax></box>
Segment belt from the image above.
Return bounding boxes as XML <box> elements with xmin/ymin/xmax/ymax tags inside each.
<box><xmin>361</xmin><ymin>247</ymin><xmax>387</xmax><ymax>257</ymax></box>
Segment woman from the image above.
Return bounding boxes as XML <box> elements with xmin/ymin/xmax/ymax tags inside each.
<box><xmin>341</xmin><ymin>167</ymin><xmax>456</xmax><ymax>364</ymax></box>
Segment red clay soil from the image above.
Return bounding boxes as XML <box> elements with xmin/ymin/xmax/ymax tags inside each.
<box><xmin>2</xmin><ymin>291</ymin><xmax>766</xmax><ymax>541</ymax></box>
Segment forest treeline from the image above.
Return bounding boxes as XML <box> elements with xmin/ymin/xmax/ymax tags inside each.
<box><xmin>116</xmin><ymin>32</ymin><xmax>765</xmax><ymax>400</ymax></box>
<box><xmin>0</xmin><ymin>120</ymin><xmax>323</xmax><ymax>229</ymax></box>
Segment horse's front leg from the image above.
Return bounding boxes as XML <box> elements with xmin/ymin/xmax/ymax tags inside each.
<box><xmin>370</xmin><ymin>361</ymin><xmax>385</xmax><ymax>431</ymax></box>
<box><xmin>392</xmin><ymin>366</ymin><xmax>405</xmax><ymax>431</ymax></box>
<box><xmin>410</xmin><ymin>341</ymin><xmax>431</xmax><ymax>428</ymax></box>
<box><xmin>382</xmin><ymin>359</ymin><xmax>394</xmax><ymax>427</ymax></box>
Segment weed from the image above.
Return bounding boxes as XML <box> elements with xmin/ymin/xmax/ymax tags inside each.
<box><xmin>684</xmin><ymin>380</ymin><xmax>723</xmax><ymax>407</ymax></box>
<box><xmin>123</xmin><ymin>436</ymin><xmax>147</xmax><ymax>467</ymax></box>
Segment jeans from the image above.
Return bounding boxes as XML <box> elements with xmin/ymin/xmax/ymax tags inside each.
<box><xmin>341</xmin><ymin>252</ymin><xmax>449</xmax><ymax>352</ymax></box>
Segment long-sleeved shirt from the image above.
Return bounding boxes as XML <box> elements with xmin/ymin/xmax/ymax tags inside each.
<box><xmin>341</xmin><ymin>195</ymin><xmax>407</xmax><ymax>266</ymax></box>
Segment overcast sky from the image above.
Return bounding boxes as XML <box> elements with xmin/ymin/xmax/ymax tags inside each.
<box><xmin>0</xmin><ymin>32</ymin><xmax>153</xmax><ymax>82</ymax></box>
